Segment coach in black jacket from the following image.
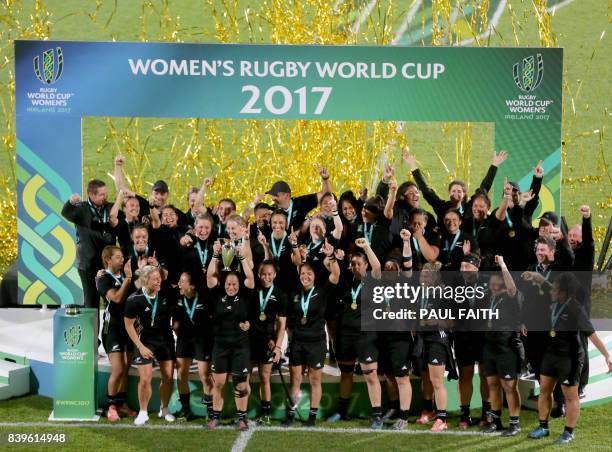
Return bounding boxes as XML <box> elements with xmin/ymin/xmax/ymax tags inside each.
<box><xmin>62</xmin><ymin>179</ymin><xmax>116</xmax><ymax>308</ymax></box>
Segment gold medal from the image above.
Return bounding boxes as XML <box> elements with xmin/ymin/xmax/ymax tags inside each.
<box><xmin>508</xmin><ymin>230</ymin><xmax>515</xmax><ymax>238</ymax></box>
<box><xmin>350</xmin><ymin>302</ymin><xmax>358</xmax><ymax>310</ymax></box>
<box><xmin>259</xmin><ymin>312</ymin><xmax>266</xmax><ymax>321</ymax></box>
<box><xmin>549</xmin><ymin>329</ymin><xmax>556</xmax><ymax>338</ymax></box>
<box><xmin>301</xmin><ymin>317</ymin><xmax>307</xmax><ymax>325</ymax></box>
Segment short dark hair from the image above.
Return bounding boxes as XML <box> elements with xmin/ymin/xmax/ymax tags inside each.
<box><xmin>219</xmin><ymin>198</ymin><xmax>237</xmax><ymax>211</ymax></box>
<box><xmin>536</xmin><ymin>235</ymin><xmax>556</xmax><ymax>250</ymax></box>
<box><xmin>553</xmin><ymin>272</ymin><xmax>578</xmax><ymax>299</ymax></box>
<box><xmin>87</xmin><ymin>179</ymin><xmax>106</xmax><ymax>195</ymax></box>
<box><xmin>258</xmin><ymin>259</ymin><xmax>279</xmax><ymax>274</ymax></box>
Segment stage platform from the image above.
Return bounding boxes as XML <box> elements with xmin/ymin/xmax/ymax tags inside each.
<box><xmin>1</xmin><ymin>308</ymin><xmax>610</xmax><ymax>419</ymax></box>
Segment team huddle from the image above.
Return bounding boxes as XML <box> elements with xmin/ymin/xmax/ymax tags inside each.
<box><xmin>61</xmin><ymin>149</ymin><xmax>611</xmax><ymax>444</ymax></box>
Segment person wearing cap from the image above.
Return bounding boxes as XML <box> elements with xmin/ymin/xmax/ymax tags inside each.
<box><xmin>403</xmin><ymin>147</ymin><xmax>508</xmax><ymax>228</ymax></box>
<box><xmin>266</xmin><ymin>164</ymin><xmax>333</xmax><ymax>233</ymax></box>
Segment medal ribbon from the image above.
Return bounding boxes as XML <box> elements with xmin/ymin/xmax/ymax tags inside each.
<box><xmin>351</xmin><ymin>282</ymin><xmax>363</xmax><ymax>304</ymax></box>
<box><xmin>300</xmin><ymin>287</ymin><xmax>315</xmax><ymax>319</ymax></box>
<box><xmin>183</xmin><ymin>295</ymin><xmax>198</xmax><ymax>323</ymax></box>
<box><xmin>259</xmin><ymin>285</ymin><xmax>275</xmax><ymax>314</ymax></box>
<box><xmin>444</xmin><ymin>232</ymin><xmax>461</xmax><ymax>257</ymax></box>
<box><xmin>271</xmin><ymin>233</ymin><xmax>287</xmax><ymax>259</ymax></box>
<box><xmin>363</xmin><ymin>223</ymin><xmax>374</xmax><ymax>244</ymax></box>
<box><xmin>195</xmin><ymin>240</ymin><xmax>209</xmax><ymax>267</ymax></box>
<box><xmin>285</xmin><ymin>200</ymin><xmax>294</xmax><ymax>230</ymax></box>
<box><xmin>550</xmin><ymin>300</ymin><xmax>570</xmax><ymax>332</ymax></box>
<box><xmin>142</xmin><ymin>287</ymin><xmax>158</xmax><ymax>327</ymax></box>
<box><xmin>105</xmin><ymin>269</ymin><xmax>124</xmax><ymax>286</ymax></box>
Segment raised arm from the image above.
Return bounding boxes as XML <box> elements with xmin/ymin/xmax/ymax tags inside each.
<box><xmin>238</xmin><ymin>244</ymin><xmax>255</xmax><ymax>289</ymax></box>
<box><xmin>355</xmin><ymin>237</ymin><xmax>382</xmax><ymax>279</ymax></box>
<box><xmin>109</xmin><ymin>190</ymin><xmax>126</xmax><ymax>228</ymax></box>
<box><xmin>400</xmin><ymin>229</ymin><xmax>413</xmax><ymax>273</ymax></box>
<box><xmin>194</xmin><ymin>176</ymin><xmax>214</xmax><ymax>216</ymax></box>
<box><xmin>479</xmin><ymin>150</ymin><xmax>507</xmax><ymax>193</ymax></box>
<box><xmin>384</xmin><ymin>180</ymin><xmax>397</xmax><ymax>220</ymax></box>
<box><xmin>316</xmin><ymin>164</ymin><xmax>332</xmax><ymax>202</ymax></box>
<box><xmin>523</xmin><ymin>160</ymin><xmax>544</xmax><ymax>220</ymax></box>
<box><xmin>149</xmin><ymin>198</ymin><xmax>161</xmax><ymax>229</ymax></box>
<box><xmin>413</xmin><ymin>227</ymin><xmax>439</xmax><ymax>263</ymax></box>
<box><xmin>322</xmin><ymin>241</ymin><xmax>340</xmax><ymax>285</ymax></box>
<box><xmin>495</xmin><ymin>180</ymin><xmax>512</xmax><ymax>221</ymax></box>
<box><xmin>61</xmin><ymin>194</ymin><xmax>84</xmax><ymax>224</ymax></box>
<box><xmin>207</xmin><ymin>240</ymin><xmax>222</xmax><ymax>288</ymax></box>
<box><xmin>329</xmin><ymin>198</ymin><xmax>344</xmax><ymax>240</ymax></box>
<box><xmin>113</xmin><ymin>155</ymin><xmax>131</xmax><ymax>193</ymax></box>
<box><xmin>496</xmin><ymin>255</ymin><xmax>516</xmax><ymax>297</ymax></box>
<box><xmin>404</xmin><ymin>148</ymin><xmax>445</xmax><ymax>210</ymax></box>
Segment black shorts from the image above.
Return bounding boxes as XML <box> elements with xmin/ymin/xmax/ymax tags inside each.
<box><xmin>194</xmin><ymin>335</ymin><xmax>214</xmax><ymax>362</ymax></box>
<box><xmin>132</xmin><ymin>337</ymin><xmax>175</xmax><ymax>365</ymax></box>
<box><xmin>288</xmin><ymin>340</ymin><xmax>326</xmax><ymax>369</ymax></box>
<box><xmin>540</xmin><ymin>351</ymin><xmax>583</xmax><ymax>386</ymax></box>
<box><xmin>102</xmin><ymin>322</ymin><xmax>133</xmax><ymax>354</ymax></box>
<box><xmin>336</xmin><ymin>330</ymin><xmax>379</xmax><ymax>364</ymax></box>
<box><xmin>211</xmin><ymin>339</ymin><xmax>250</xmax><ymax>376</ymax></box>
<box><xmin>453</xmin><ymin>332</ymin><xmax>485</xmax><ymax>367</ymax></box>
<box><xmin>250</xmin><ymin>336</ymin><xmax>275</xmax><ymax>365</ymax></box>
<box><xmin>423</xmin><ymin>341</ymin><xmax>447</xmax><ymax>369</ymax></box>
<box><xmin>483</xmin><ymin>336</ymin><xmax>524</xmax><ymax>379</ymax></box>
<box><xmin>386</xmin><ymin>336</ymin><xmax>414</xmax><ymax>377</ymax></box>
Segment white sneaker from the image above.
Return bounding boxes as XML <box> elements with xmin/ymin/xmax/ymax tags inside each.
<box><xmin>134</xmin><ymin>411</ymin><xmax>149</xmax><ymax>426</ymax></box>
<box><xmin>158</xmin><ymin>407</ymin><xmax>175</xmax><ymax>422</ymax></box>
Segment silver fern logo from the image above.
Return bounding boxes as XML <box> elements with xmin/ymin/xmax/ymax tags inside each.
<box><xmin>513</xmin><ymin>54</ymin><xmax>543</xmax><ymax>93</ymax></box>
<box><xmin>33</xmin><ymin>47</ymin><xmax>64</xmax><ymax>84</ymax></box>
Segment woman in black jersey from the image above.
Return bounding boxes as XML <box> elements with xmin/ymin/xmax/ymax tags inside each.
<box><xmin>258</xmin><ymin>210</ymin><xmax>298</xmax><ymax>295</ymax></box>
<box><xmin>284</xmin><ymin>241</ymin><xmax>340</xmax><ymax>427</ymax></box>
<box><xmin>96</xmin><ymin>245</ymin><xmax>136</xmax><ymax>422</ymax></box>
<box><xmin>481</xmin><ymin>256</ymin><xmax>524</xmax><ymax>436</ymax></box>
<box><xmin>151</xmin><ymin>205</ymin><xmax>188</xmax><ymax>284</ymax></box>
<box><xmin>407</xmin><ymin>209</ymin><xmax>440</xmax><ymax>271</ymax></box>
<box><xmin>172</xmin><ymin>271</ymin><xmax>213</xmax><ymax>420</ymax></box>
<box><xmin>248</xmin><ymin>260</ymin><xmax>288</xmax><ymax>425</ymax></box>
<box><xmin>337</xmin><ymin>190</ymin><xmax>363</xmax><ymax>247</ymax></box>
<box><xmin>180</xmin><ymin>213</ymin><xmax>215</xmax><ymax>286</ymax></box>
<box><xmin>294</xmin><ymin>216</ymin><xmax>342</xmax><ymax>277</ymax></box>
<box><xmin>124</xmin><ymin>265</ymin><xmax>176</xmax><ymax>426</ymax></box>
<box><xmin>439</xmin><ymin>209</ymin><xmax>477</xmax><ymax>271</ymax></box>
<box><xmin>356</xmin><ymin>196</ymin><xmax>391</xmax><ymax>264</ymax></box>
<box><xmin>109</xmin><ymin>190</ymin><xmax>142</xmax><ymax>250</ymax></box>
<box><xmin>328</xmin><ymin>238</ymin><xmax>383</xmax><ymax>429</ymax></box>
<box><xmin>461</xmin><ymin>190</ymin><xmax>497</xmax><ymax>270</ymax></box>
<box><xmin>127</xmin><ymin>224</ymin><xmax>159</xmax><ymax>276</ymax></box>
<box><xmin>527</xmin><ymin>273</ymin><xmax>612</xmax><ymax>445</ymax></box>
<box><xmin>206</xmin><ymin>240</ymin><xmax>255</xmax><ymax>431</ymax></box>
<box><xmin>415</xmin><ymin>262</ymin><xmax>455</xmax><ymax>432</ymax></box>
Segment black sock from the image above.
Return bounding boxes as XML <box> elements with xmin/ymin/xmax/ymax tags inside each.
<box><xmin>287</xmin><ymin>406</ymin><xmax>296</xmax><ymax>419</ymax></box>
<box><xmin>460</xmin><ymin>404</ymin><xmax>470</xmax><ymax>420</ymax></box>
<box><xmin>539</xmin><ymin>419</ymin><xmax>549</xmax><ymax>429</ymax></box>
<box><xmin>212</xmin><ymin>409</ymin><xmax>222</xmax><ymax>420</ymax></box>
<box><xmin>309</xmin><ymin>407</ymin><xmax>318</xmax><ymax>420</ymax></box>
<box><xmin>436</xmin><ymin>409</ymin><xmax>447</xmax><ymax>421</ymax></box>
<box><xmin>371</xmin><ymin>406</ymin><xmax>382</xmax><ymax>419</ymax></box>
<box><xmin>237</xmin><ymin>410</ymin><xmax>247</xmax><ymax>421</ymax></box>
<box><xmin>106</xmin><ymin>393</ymin><xmax>117</xmax><ymax>408</ymax></box>
<box><xmin>179</xmin><ymin>392</ymin><xmax>190</xmax><ymax>409</ymax></box>
<box><xmin>423</xmin><ymin>399</ymin><xmax>434</xmax><ymax>412</ymax></box>
<box><xmin>564</xmin><ymin>426</ymin><xmax>574</xmax><ymax>435</ymax></box>
<box><xmin>261</xmin><ymin>400</ymin><xmax>271</xmax><ymax>416</ymax></box>
<box><xmin>482</xmin><ymin>401</ymin><xmax>491</xmax><ymax>419</ymax></box>
<box><xmin>204</xmin><ymin>394</ymin><xmax>213</xmax><ymax>412</ymax></box>
<box><xmin>490</xmin><ymin>409</ymin><xmax>502</xmax><ymax>427</ymax></box>
<box><xmin>509</xmin><ymin>415</ymin><xmax>520</xmax><ymax>426</ymax></box>
<box><xmin>399</xmin><ymin>409</ymin><xmax>409</xmax><ymax>420</ymax></box>
<box><xmin>338</xmin><ymin>397</ymin><xmax>350</xmax><ymax>418</ymax></box>
<box><xmin>117</xmin><ymin>392</ymin><xmax>127</xmax><ymax>404</ymax></box>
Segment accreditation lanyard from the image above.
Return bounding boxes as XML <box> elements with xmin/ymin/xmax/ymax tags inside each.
<box><xmin>195</xmin><ymin>240</ymin><xmax>209</xmax><ymax>267</ymax></box>
<box><xmin>142</xmin><ymin>288</ymin><xmax>158</xmax><ymax>327</ymax></box>
<box><xmin>300</xmin><ymin>287</ymin><xmax>315</xmax><ymax>320</ymax></box>
<box><xmin>307</xmin><ymin>239</ymin><xmax>323</xmax><ymax>255</ymax></box>
<box><xmin>505</xmin><ymin>209</ymin><xmax>513</xmax><ymax>229</ymax></box>
<box><xmin>412</xmin><ymin>236</ymin><xmax>422</xmax><ymax>266</ymax></box>
<box><xmin>444</xmin><ymin>232</ymin><xmax>461</xmax><ymax>257</ymax></box>
<box><xmin>285</xmin><ymin>200</ymin><xmax>294</xmax><ymax>230</ymax></box>
<box><xmin>271</xmin><ymin>233</ymin><xmax>287</xmax><ymax>259</ymax></box>
<box><xmin>458</xmin><ymin>204</ymin><xmax>464</xmax><ymax>216</ymax></box>
<box><xmin>105</xmin><ymin>269</ymin><xmax>124</xmax><ymax>286</ymax></box>
<box><xmin>88</xmin><ymin>200</ymin><xmax>108</xmax><ymax>223</ymax></box>
<box><xmin>363</xmin><ymin>223</ymin><xmax>374</xmax><ymax>244</ymax></box>
<box><xmin>183</xmin><ymin>295</ymin><xmax>198</xmax><ymax>323</ymax></box>
<box><xmin>550</xmin><ymin>300</ymin><xmax>570</xmax><ymax>331</ymax></box>
<box><xmin>259</xmin><ymin>285</ymin><xmax>274</xmax><ymax>314</ymax></box>
<box><xmin>133</xmin><ymin>245</ymin><xmax>149</xmax><ymax>259</ymax></box>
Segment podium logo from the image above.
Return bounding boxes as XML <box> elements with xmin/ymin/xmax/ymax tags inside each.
<box><xmin>513</xmin><ymin>54</ymin><xmax>544</xmax><ymax>93</ymax></box>
<box><xmin>63</xmin><ymin>325</ymin><xmax>82</xmax><ymax>348</ymax></box>
<box><xmin>33</xmin><ymin>47</ymin><xmax>64</xmax><ymax>84</ymax></box>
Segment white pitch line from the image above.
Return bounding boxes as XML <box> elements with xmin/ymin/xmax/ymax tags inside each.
<box><xmin>458</xmin><ymin>0</ymin><xmax>507</xmax><ymax>46</ymax></box>
<box><xmin>350</xmin><ymin>0</ymin><xmax>378</xmax><ymax>34</ymax></box>
<box><xmin>546</xmin><ymin>0</ymin><xmax>576</xmax><ymax>14</ymax></box>
<box><xmin>231</xmin><ymin>428</ymin><xmax>255</xmax><ymax>452</ymax></box>
<box><xmin>391</xmin><ymin>0</ymin><xmax>423</xmax><ymax>45</ymax></box>
<box><xmin>0</xmin><ymin>421</ymin><xmax>501</xmax><ymax>436</ymax></box>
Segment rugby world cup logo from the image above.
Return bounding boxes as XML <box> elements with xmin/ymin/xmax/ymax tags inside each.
<box><xmin>33</xmin><ymin>47</ymin><xmax>63</xmax><ymax>84</ymax></box>
<box><xmin>63</xmin><ymin>325</ymin><xmax>82</xmax><ymax>348</ymax></box>
<box><xmin>513</xmin><ymin>53</ymin><xmax>544</xmax><ymax>92</ymax></box>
